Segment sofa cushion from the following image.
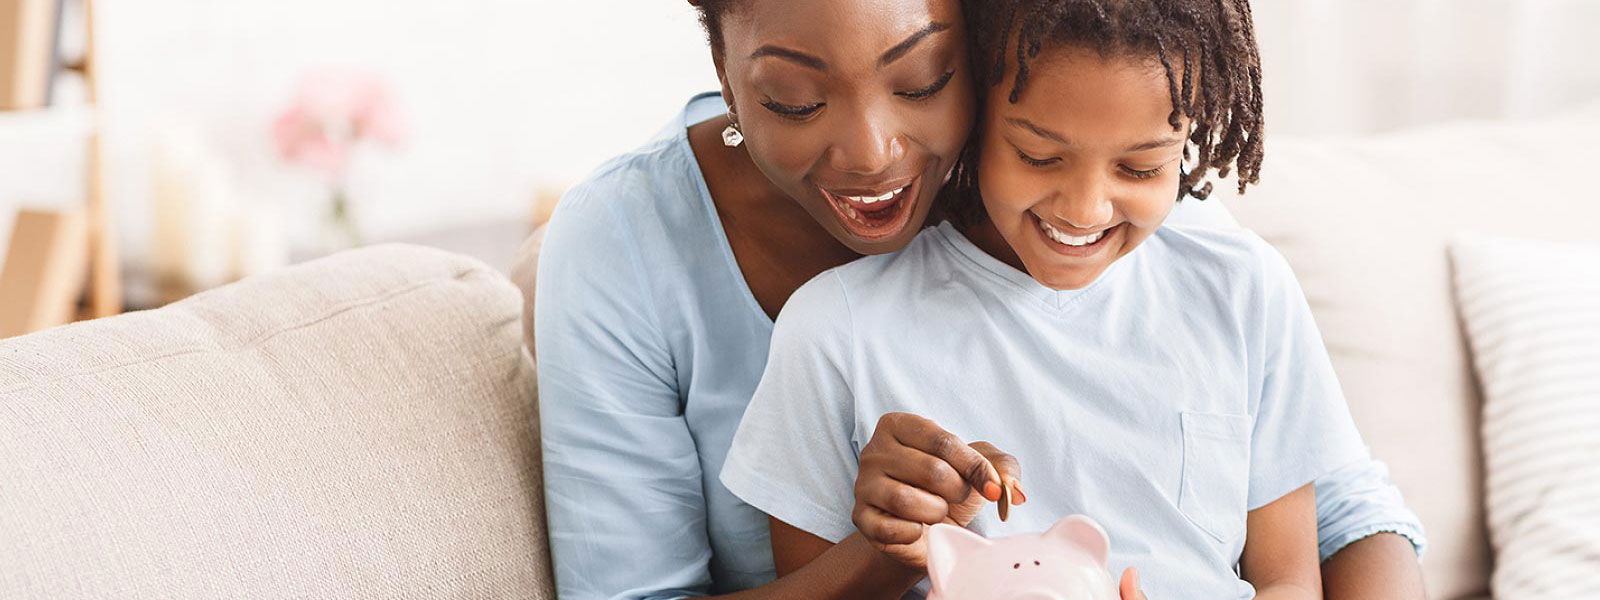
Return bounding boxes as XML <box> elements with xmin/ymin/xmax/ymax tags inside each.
<box><xmin>0</xmin><ymin>244</ymin><xmax>552</xmax><ymax>599</ymax></box>
<box><xmin>1452</xmin><ymin>235</ymin><xmax>1600</xmax><ymax>599</ymax></box>
<box><xmin>1211</xmin><ymin>104</ymin><xmax>1600</xmax><ymax>599</ymax></box>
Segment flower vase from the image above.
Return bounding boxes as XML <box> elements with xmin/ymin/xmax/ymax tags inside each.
<box><xmin>321</xmin><ymin>188</ymin><xmax>363</xmax><ymax>255</ymax></box>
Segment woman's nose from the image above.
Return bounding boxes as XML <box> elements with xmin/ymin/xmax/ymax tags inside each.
<box><xmin>828</xmin><ymin>107</ymin><xmax>906</xmax><ymax>176</ymax></box>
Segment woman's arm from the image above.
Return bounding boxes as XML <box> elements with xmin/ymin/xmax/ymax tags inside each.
<box><xmin>1240</xmin><ymin>484</ymin><xmax>1322</xmax><ymax>599</ymax></box>
<box><xmin>1321</xmin><ymin>533</ymin><xmax>1427</xmax><ymax>600</ymax></box>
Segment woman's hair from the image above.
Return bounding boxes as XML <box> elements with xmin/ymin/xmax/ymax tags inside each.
<box><xmin>943</xmin><ymin>0</ymin><xmax>1265</xmax><ymax>226</ymax></box>
<box><xmin>689</xmin><ymin>0</ymin><xmax>734</xmax><ymax>58</ymax></box>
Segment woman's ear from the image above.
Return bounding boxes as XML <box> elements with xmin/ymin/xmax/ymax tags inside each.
<box><xmin>713</xmin><ymin>55</ymin><xmax>737</xmax><ymax>121</ymax></box>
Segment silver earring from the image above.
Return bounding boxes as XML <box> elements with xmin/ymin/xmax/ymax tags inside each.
<box><xmin>721</xmin><ymin>108</ymin><xmax>744</xmax><ymax>147</ymax></box>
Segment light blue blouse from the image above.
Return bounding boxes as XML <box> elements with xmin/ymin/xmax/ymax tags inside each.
<box><xmin>534</xmin><ymin>93</ymin><xmax>1426</xmax><ymax>600</ymax></box>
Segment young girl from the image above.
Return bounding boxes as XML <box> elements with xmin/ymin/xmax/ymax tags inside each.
<box><xmin>719</xmin><ymin>1</ymin><xmax>1363</xmax><ymax>597</ymax></box>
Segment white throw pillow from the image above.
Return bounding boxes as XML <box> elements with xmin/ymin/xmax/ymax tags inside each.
<box><xmin>1451</xmin><ymin>234</ymin><xmax>1600</xmax><ymax>598</ymax></box>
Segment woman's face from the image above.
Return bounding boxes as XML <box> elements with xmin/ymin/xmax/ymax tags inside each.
<box><xmin>714</xmin><ymin>0</ymin><xmax>975</xmax><ymax>255</ymax></box>
<box><xmin>976</xmin><ymin>45</ymin><xmax>1189</xmax><ymax>290</ymax></box>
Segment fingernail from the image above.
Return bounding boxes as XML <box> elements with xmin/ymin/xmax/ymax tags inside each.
<box><xmin>984</xmin><ymin>482</ymin><xmax>1001</xmax><ymax>501</ymax></box>
<box><xmin>1012</xmin><ymin>481</ymin><xmax>1027</xmax><ymax>504</ymax></box>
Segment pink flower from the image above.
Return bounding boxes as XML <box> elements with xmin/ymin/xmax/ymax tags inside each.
<box><xmin>272</xmin><ymin>69</ymin><xmax>406</xmax><ymax>178</ymax></box>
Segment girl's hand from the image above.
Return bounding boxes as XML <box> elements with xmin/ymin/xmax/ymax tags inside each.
<box><xmin>851</xmin><ymin>412</ymin><xmax>1025</xmax><ymax>568</ymax></box>
<box><xmin>1119</xmin><ymin>567</ymin><xmax>1149</xmax><ymax>600</ymax></box>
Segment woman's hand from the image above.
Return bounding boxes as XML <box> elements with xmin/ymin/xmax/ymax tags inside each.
<box><xmin>1119</xmin><ymin>567</ymin><xmax>1149</xmax><ymax>600</ymax></box>
<box><xmin>851</xmin><ymin>412</ymin><xmax>1025</xmax><ymax>568</ymax></box>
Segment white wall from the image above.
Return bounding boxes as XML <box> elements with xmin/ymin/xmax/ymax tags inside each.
<box><xmin>88</xmin><ymin>0</ymin><xmax>719</xmax><ymax>261</ymax></box>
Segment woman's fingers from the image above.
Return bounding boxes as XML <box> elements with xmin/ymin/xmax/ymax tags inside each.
<box><xmin>853</xmin><ymin>467</ymin><xmax>950</xmax><ymax>525</ymax></box>
<box><xmin>1119</xmin><ymin>567</ymin><xmax>1148</xmax><ymax>600</ymax></box>
<box><xmin>851</xmin><ymin>504</ymin><xmax>926</xmax><ymax>547</ymax></box>
<box><xmin>969</xmin><ymin>441</ymin><xmax>1024</xmax><ymax>504</ymax></box>
<box><xmin>863</xmin><ymin>441</ymin><xmax>972</xmax><ymax>505</ymax></box>
<box><xmin>878</xmin><ymin>413</ymin><xmax>1002</xmax><ymax>501</ymax></box>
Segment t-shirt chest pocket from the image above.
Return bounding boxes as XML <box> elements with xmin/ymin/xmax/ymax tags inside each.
<box><xmin>1179</xmin><ymin>411</ymin><xmax>1252</xmax><ymax>543</ymax></box>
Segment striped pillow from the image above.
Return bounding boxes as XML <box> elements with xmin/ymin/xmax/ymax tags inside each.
<box><xmin>1451</xmin><ymin>235</ymin><xmax>1600</xmax><ymax>598</ymax></box>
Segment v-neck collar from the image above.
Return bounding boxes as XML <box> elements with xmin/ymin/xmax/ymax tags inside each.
<box><xmin>931</xmin><ymin>222</ymin><xmax>1126</xmax><ymax>313</ymax></box>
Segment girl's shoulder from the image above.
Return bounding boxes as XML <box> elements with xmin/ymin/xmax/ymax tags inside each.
<box><xmin>1148</xmin><ymin>224</ymin><xmax>1303</xmax><ymax>303</ymax></box>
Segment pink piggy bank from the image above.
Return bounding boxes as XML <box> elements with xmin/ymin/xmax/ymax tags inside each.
<box><xmin>927</xmin><ymin>515</ymin><xmax>1118</xmax><ymax>600</ymax></box>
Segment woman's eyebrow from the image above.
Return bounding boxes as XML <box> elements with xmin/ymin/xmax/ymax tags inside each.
<box><xmin>749</xmin><ymin>46</ymin><xmax>828</xmax><ymax>71</ymax></box>
<box><xmin>879</xmin><ymin>22</ymin><xmax>950</xmax><ymax>66</ymax></box>
<box><xmin>747</xmin><ymin>22</ymin><xmax>949</xmax><ymax>73</ymax></box>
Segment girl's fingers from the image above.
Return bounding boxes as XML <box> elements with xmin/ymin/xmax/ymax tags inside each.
<box><xmin>852</xmin><ymin>504</ymin><xmax>927</xmax><ymax>546</ymax></box>
<box><xmin>878</xmin><ymin>412</ymin><xmax>1002</xmax><ymax>501</ymax></box>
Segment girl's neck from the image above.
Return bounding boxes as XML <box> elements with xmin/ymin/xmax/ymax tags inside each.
<box><xmin>958</xmin><ymin>218</ymin><xmax>1029</xmax><ymax>275</ymax></box>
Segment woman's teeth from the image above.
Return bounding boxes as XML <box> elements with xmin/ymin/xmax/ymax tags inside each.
<box><xmin>844</xmin><ymin>186</ymin><xmax>906</xmax><ymax>205</ymax></box>
<box><xmin>828</xmin><ymin>184</ymin><xmax>911</xmax><ymax>224</ymax></box>
<box><xmin>1038</xmin><ymin>219</ymin><xmax>1107</xmax><ymax>247</ymax></box>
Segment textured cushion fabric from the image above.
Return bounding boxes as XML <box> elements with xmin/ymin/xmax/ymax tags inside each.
<box><xmin>1210</xmin><ymin>103</ymin><xmax>1600</xmax><ymax>599</ymax></box>
<box><xmin>1451</xmin><ymin>236</ymin><xmax>1600</xmax><ymax>599</ymax></box>
<box><xmin>0</xmin><ymin>244</ymin><xmax>553</xmax><ymax>599</ymax></box>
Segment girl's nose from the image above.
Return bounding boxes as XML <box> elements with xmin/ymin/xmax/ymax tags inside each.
<box><xmin>1049</xmin><ymin>174</ymin><xmax>1114</xmax><ymax>229</ymax></box>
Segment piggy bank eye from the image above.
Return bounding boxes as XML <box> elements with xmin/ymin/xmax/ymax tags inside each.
<box><xmin>1013</xmin><ymin>563</ymin><xmax>1020</xmax><ymax>569</ymax></box>
<box><xmin>1033</xmin><ymin>560</ymin><xmax>1041</xmax><ymax>566</ymax></box>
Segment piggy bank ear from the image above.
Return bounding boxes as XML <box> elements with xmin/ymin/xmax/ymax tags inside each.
<box><xmin>1042</xmin><ymin>515</ymin><xmax>1111</xmax><ymax>567</ymax></box>
<box><xmin>927</xmin><ymin>523</ymin><xmax>992</xmax><ymax>592</ymax></box>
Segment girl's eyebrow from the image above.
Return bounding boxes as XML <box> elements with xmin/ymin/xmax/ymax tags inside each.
<box><xmin>1006</xmin><ymin>117</ymin><xmax>1184</xmax><ymax>152</ymax></box>
<box><xmin>1006</xmin><ymin>117</ymin><xmax>1066</xmax><ymax>143</ymax></box>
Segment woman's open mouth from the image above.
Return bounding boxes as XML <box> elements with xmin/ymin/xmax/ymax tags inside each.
<box><xmin>819</xmin><ymin>177</ymin><xmax>920</xmax><ymax>240</ymax></box>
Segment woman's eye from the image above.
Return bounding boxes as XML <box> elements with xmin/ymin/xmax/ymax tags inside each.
<box><xmin>1120</xmin><ymin>164</ymin><xmax>1164</xmax><ymax>179</ymax></box>
<box><xmin>760</xmin><ymin>100</ymin><xmax>824</xmax><ymax>119</ymax></box>
<box><xmin>1017</xmin><ymin>149</ymin><xmax>1059</xmax><ymax>167</ymax></box>
<box><xmin>899</xmin><ymin>69</ymin><xmax>956</xmax><ymax>100</ymax></box>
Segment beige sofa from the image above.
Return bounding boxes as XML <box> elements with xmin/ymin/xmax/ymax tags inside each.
<box><xmin>0</xmin><ymin>245</ymin><xmax>555</xmax><ymax>598</ymax></box>
<box><xmin>3</xmin><ymin>106</ymin><xmax>1596</xmax><ymax>598</ymax></box>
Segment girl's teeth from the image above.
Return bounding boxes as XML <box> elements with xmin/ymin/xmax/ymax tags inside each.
<box><xmin>1038</xmin><ymin>219</ymin><xmax>1107</xmax><ymax>247</ymax></box>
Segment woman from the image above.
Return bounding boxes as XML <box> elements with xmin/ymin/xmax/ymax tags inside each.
<box><xmin>533</xmin><ymin>1</ymin><xmax>1427</xmax><ymax>598</ymax></box>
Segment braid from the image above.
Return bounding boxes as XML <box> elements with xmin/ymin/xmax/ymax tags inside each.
<box><xmin>951</xmin><ymin>0</ymin><xmax>1265</xmax><ymax>221</ymax></box>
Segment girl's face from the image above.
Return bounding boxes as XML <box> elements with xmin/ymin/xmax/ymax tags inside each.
<box><xmin>714</xmin><ymin>0</ymin><xmax>976</xmax><ymax>255</ymax></box>
<box><xmin>975</xmin><ymin>45</ymin><xmax>1190</xmax><ymax>290</ymax></box>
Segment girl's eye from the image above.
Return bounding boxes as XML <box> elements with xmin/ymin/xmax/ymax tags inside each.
<box><xmin>1017</xmin><ymin>149</ymin><xmax>1059</xmax><ymax>167</ymax></box>
<box><xmin>760</xmin><ymin>100</ymin><xmax>824</xmax><ymax>119</ymax></box>
<box><xmin>1120</xmin><ymin>164</ymin><xmax>1165</xmax><ymax>179</ymax></box>
<box><xmin>899</xmin><ymin>69</ymin><xmax>956</xmax><ymax>100</ymax></box>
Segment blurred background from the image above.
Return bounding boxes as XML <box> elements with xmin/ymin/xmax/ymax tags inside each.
<box><xmin>4</xmin><ymin>0</ymin><xmax>1599</xmax><ymax>318</ymax></box>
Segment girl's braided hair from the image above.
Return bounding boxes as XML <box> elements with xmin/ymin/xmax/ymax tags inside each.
<box><xmin>945</xmin><ymin>0</ymin><xmax>1265</xmax><ymax>225</ymax></box>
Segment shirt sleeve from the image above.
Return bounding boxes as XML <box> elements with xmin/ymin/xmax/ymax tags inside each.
<box><xmin>1246</xmin><ymin>239</ymin><xmax>1370</xmax><ymax>510</ymax></box>
<box><xmin>1314</xmin><ymin>457</ymin><xmax>1429</xmax><ymax>561</ymax></box>
<box><xmin>719</xmin><ymin>272</ymin><xmax>862</xmax><ymax>544</ymax></box>
<box><xmin>534</xmin><ymin>184</ymin><xmax>709</xmax><ymax>600</ymax></box>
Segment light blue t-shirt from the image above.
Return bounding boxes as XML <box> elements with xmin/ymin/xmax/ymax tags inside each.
<box><xmin>721</xmin><ymin>223</ymin><xmax>1369</xmax><ymax>599</ymax></box>
<box><xmin>535</xmin><ymin>93</ymin><xmax>1425</xmax><ymax>600</ymax></box>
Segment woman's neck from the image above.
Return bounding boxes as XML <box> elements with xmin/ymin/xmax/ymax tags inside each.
<box><xmin>687</xmin><ymin>117</ymin><xmax>861</xmax><ymax>317</ymax></box>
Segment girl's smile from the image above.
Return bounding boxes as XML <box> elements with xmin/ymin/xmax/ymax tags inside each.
<box><xmin>969</xmin><ymin>45</ymin><xmax>1190</xmax><ymax>291</ymax></box>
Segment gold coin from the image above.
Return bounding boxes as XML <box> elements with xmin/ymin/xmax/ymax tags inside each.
<box><xmin>997</xmin><ymin>481</ymin><xmax>1011</xmax><ymax>521</ymax></box>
